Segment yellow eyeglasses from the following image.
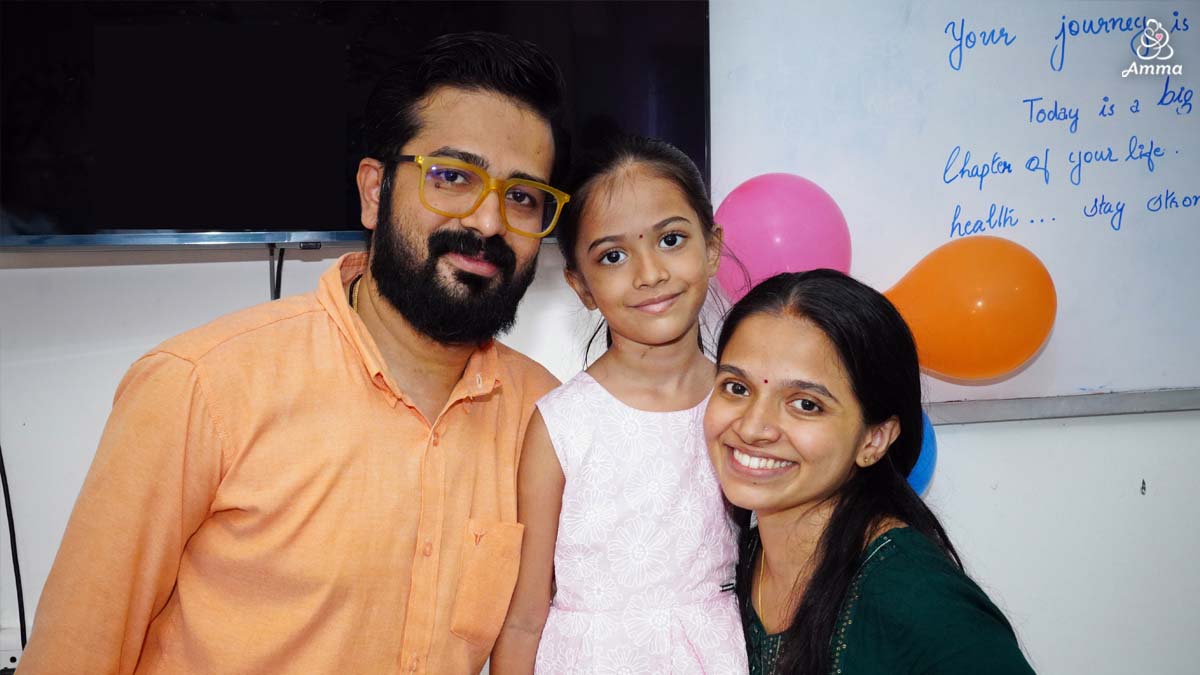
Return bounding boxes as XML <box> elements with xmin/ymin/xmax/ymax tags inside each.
<box><xmin>398</xmin><ymin>154</ymin><xmax>570</xmax><ymax>239</ymax></box>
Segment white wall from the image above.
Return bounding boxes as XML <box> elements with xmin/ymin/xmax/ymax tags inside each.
<box><xmin>3</xmin><ymin>246</ymin><xmax>1199</xmax><ymax>673</ymax></box>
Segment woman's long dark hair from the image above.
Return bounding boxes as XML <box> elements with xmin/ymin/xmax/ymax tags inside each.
<box><xmin>719</xmin><ymin>270</ymin><xmax>962</xmax><ymax>675</ymax></box>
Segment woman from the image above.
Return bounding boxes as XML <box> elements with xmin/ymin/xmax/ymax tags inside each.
<box><xmin>705</xmin><ymin>270</ymin><xmax>1036</xmax><ymax>674</ymax></box>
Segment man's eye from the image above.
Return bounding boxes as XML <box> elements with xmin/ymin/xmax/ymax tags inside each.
<box><xmin>507</xmin><ymin>187</ymin><xmax>542</xmax><ymax>208</ymax></box>
<box><xmin>600</xmin><ymin>250</ymin><xmax>627</xmax><ymax>265</ymax></box>
<box><xmin>429</xmin><ymin>168</ymin><xmax>472</xmax><ymax>186</ymax></box>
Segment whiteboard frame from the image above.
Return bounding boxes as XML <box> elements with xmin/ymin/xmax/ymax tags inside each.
<box><xmin>928</xmin><ymin>389</ymin><xmax>1200</xmax><ymax>424</ymax></box>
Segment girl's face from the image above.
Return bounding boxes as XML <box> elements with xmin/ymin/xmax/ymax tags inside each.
<box><xmin>566</xmin><ymin>164</ymin><xmax>721</xmax><ymax>348</ymax></box>
<box><xmin>704</xmin><ymin>313</ymin><xmax>898</xmax><ymax>518</ymax></box>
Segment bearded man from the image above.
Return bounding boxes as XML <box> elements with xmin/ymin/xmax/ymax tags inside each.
<box><xmin>20</xmin><ymin>31</ymin><xmax>567</xmax><ymax>675</ymax></box>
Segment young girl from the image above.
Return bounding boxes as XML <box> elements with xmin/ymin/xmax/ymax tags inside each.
<box><xmin>705</xmin><ymin>270</ymin><xmax>1036</xmax><ymax>674</ymax></box>
<box><xmin>491</xmin><ymin>136</ymin><xmax>747</xmax><ymax>673</ymax></box>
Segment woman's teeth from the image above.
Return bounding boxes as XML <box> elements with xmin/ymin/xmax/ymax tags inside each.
<box><xmin>732</xmin><ymin>448</ymin><xmax>795</xmax><ymax>470</ymax></box>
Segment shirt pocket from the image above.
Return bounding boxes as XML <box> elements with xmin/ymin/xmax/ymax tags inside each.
<box><xmin>449</xmin><ymin>518</ymin><xmax>525</xmax><ymax>648</ymax></box>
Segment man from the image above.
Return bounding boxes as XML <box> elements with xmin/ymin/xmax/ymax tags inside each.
<box><xmin>20</xmin><ymin>31</ymin><xmax>566</xmax><ymax>674</ymax></box>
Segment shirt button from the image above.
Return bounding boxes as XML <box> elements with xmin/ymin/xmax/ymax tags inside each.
<box><xmin>422</xmin><ymin>541</ymin><xmax>433</xmax><ymax>557</ymax></box>
<box><xmin>431</xmin><ymin>431</ymin><xmax>440</xmax><ymax>446</ymax></box>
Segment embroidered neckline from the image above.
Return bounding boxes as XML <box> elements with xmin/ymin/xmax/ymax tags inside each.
<box><xmin>830</xmin><ymin>531</ymin><xmax>899</xmax><ymax>671</ymax></box>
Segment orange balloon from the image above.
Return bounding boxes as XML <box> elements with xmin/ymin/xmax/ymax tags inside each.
<box><xmin>885</xmin><ymin>236</ymin><xmax>1057</xmax><ymax>380</ymax></box>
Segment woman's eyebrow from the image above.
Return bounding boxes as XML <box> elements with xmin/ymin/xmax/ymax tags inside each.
<box><xmin>717</xmin><ymin>364</ymin><xmax>839</xmax><ymax>403</ymax></box>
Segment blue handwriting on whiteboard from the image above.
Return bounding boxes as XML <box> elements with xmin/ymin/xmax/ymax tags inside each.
<box><xmin>945</xmin><ymin>18</ymin><xmax>1016</xmax><ymax>71</ymax></box>
<box><xmin>1126</xmin><ymin>135</ymin><xmax>1165</xmax><ymax>173</ymax></box>
<box><xmin>1067</xmin><ymin>146</ymin><xmax>1119</xmax><ymax>186</ymax></box>
<box><xmin>1158</xmin><ymin>75</ymin><xmax>1194</xmax><ymax>115</ymax></box>
<box><xmin>943</xmin><ymin>146</ymin><xmax>1013</xmax><ymax>190</ymax></box>
<box><xmin>1025</xmin><ymin>148</ymin><xmax>1051</xmax><ymax>185</ymax></box>
<box><xmin>1050</xmin><ymin>11</ymin><xmax>1190</xmax><ymax>72</ymax></box>
<box><xmin>949</xmin><ymin>203</ymin><xmax>1019</xmax><ymax>238</ymax></box>
<box><xmin>1146</xmin><ymin>188</ymin><xmax>1199</xmax><ymax>212</ymax></box>
<box><xmin>1024</xmin><ymin>97</ymin><xmax>1080</xmax><ymax>134</ymax></box>
<box><xmin>1083</xmin><ymin>194</ymin><xmax>1125</xmax><ymax>231</ymax></box>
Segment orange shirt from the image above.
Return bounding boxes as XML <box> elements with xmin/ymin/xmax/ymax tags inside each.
<box><xmin>19</xmin><ymin>253</ymin><xmax>558</xmax><ymax>674</ymax></box>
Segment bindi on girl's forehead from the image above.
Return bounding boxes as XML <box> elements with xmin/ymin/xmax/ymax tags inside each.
<box><xmin>764</xmin><ymin>379</ymin><xmax>769</xmax><ymax>384</ymax></box>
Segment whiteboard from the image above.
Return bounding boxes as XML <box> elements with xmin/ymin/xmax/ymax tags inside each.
<box><xmin>710</xmin><ymin>0</ymin><xmax>1199</xmax><ymax>404</ymax></box>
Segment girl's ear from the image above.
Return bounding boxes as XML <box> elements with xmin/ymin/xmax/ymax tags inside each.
<box><xmin>564</xmin><ymin>268</ymin><xmax>598</xmax><ymax>311</ymax></box>
<box><xmin>855</xmin><ymin>415</ymin><xmax>901</xmax><ymax>468</ymax></box>
<box><xmin>705</xmin><ymin>225</ymin><xmax>724</xmax><ymax>278</ymax></box>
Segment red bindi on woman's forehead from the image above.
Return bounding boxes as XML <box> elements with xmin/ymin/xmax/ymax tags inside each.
<box><xmin>763</xmin><ymin>379</ymin><xmax>769</xmax><ymax>384</ymax></box>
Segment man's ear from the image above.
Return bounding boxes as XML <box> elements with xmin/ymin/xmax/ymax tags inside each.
<box><xmin>357</xmin><ymin>158</ymin><xmax>385</xmax><ymax>231</ymax></box>
<box><xmin>855</xmin><ymin>415</ymin><xmax>901</xmax><ymax>468</ymax></box>
<box><xmin>563</xmin><ymin>268</ymin><xmax>597</xmax><ymax>311</ymax></box>
<box><xmin>705</xmin><ymin>225</ymin><xmax>724</xmax><ymax>278</ymax></box>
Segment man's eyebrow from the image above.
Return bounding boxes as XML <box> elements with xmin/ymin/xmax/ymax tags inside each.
<box><xmin>429</xmin><ymin>147</ymin><xmax>488</xmax><ymax>170</ymax></box>
<box><xmin>716</xmin><ymin>364</ymin><xmax>840</xmax><ymax>403</ymax></box>
<box><xmin>585</xmin><ymin>216</ymin><xmax>692</xmax><ymax>253</ymax></box>
<box><xmin>510</xmin><ymin>169</ymin><xmax>550</xmax><ymax>184</ymax></box>
<box><xmin>428</xmin><ymin>146</ymin><xmax>549</xmax><ymax>185</ymax></box>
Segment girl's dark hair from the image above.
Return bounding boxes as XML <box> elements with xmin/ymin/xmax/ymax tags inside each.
<box><xmin>719</xmin><ymin>269</ymin><xmax>962</xmax><ymax>675</ymax></box>
<box><xmin>556</xmin><ymin>133</ymin><xmax>733</xmax><ymax>360</ymax></box>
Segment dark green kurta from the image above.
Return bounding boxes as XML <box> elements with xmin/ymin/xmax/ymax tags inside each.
<box><xmin>740</xmin><ymin>527</ymin><xmax>1036</xmax><ymax>674</ymax></box>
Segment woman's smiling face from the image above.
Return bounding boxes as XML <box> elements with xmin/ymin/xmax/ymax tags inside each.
<box><xmin>704</xmin><ymin>312</ymin><xmax>885</xmax><ymax>517</ymax></box>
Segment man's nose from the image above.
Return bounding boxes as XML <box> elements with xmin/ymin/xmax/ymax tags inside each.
<box><xmin>460</xmin><ymin>189</ymin><xmax>506</xmax><ymax>239</ymax></box>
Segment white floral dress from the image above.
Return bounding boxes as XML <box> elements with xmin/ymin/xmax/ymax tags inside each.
<box><xmin>534</xmin><ymin>372</ymin><xmax>747</xmax><ymax>674</ymax></box>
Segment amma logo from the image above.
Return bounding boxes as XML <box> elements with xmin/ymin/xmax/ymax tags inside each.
<box><xmin>1123</xmin><ymin>19</ymin><xmax>1182</xmax><ymax>76</ymax></box>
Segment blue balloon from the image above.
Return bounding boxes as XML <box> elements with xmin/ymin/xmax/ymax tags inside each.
<box><xmin>908</xmin><ymin>412</ymin><xmax>938</xmax><ymax>495</ymax></box>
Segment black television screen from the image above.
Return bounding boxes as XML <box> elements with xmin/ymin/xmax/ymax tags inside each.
<box><xmin>0</xmin><ymin>1</ymin><xmax>708</xmax><ymax>240</ymax></box>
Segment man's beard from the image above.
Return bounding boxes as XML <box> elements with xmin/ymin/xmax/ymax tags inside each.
<box><xmin>370</xmin><ymin>182</ymin><xmax>537</xmax><ymax>346</ymax></box>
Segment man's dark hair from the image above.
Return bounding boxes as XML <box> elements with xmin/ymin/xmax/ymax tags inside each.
<box><xmin>361</xmin><ymin>31</ymin><xmax>568</xmax><ymax>187</ymax></box>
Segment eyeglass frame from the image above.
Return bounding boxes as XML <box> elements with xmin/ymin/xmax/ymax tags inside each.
<box><xmin>395</xmin><ymin>154</ymin><xmax>570</xmax><ymax>239</ymax></box>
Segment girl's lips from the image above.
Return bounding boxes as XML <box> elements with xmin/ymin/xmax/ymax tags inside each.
<box><xmin>444</xmin><ymin>252</ymin><xmax>499</xmax><ymax>277</ymax></box>
<box><xmin>725</xmin><ymin>444</ymin><xmax>797</xmax><ymax>478</ymax></box>
<box><xmin>631</xmin><ymin>292</ymin><xmax>682</xmax><ymax>315</ymax></box>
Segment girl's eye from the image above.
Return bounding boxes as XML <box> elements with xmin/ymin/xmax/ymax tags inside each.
<box><xmin>659</xmin><ymin>232</ymin><xmax>687</xmax><ymax>249</ymax></box>
<box><xmin>599</xmin><ymin>250</ymin><xmax>627</xmax><ymax>265</ymax></box>
<box><xmin>721</xmin><ymin>380</ymin><xmax>749</xmax><ymax>397</ymax></box>
<box><xmin>790</xmin><ymin>398</ymin><xmax>821</xmax><ymax>413</ymax></box>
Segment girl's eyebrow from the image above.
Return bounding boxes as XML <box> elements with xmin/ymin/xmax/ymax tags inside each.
<box><xmin>717</xmin><ymin>363</ymin><xmax>839</xmax><ymax>403</ymax></box>
<box><xmin>585</xmin><ymin>216</ymin><xmax>691</xmax><ymax>252</ymax></box>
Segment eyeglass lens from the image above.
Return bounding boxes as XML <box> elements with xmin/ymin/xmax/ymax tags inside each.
<box><xmin>424</xmin><ymin>161</ymin><xmax>558</xmax><ymax>234</ymax></box>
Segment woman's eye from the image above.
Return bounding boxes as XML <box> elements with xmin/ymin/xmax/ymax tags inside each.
<box><xmin>600</xmin><ymin>250</ymin><xmax>627</xmax><ymax>265</ymax></box>
<box><xmin>721</xmin><ymin>381</ymin><xmax>749</xmax><ymax>396</ymax></box>
<box><xmin>790</xmin><ymin>398</ymin><xmax>821</xmax><ymax>413</ymax></box>
<box><xmin>659</xmin><ymin>232</ymin><xmax>686</xmax><ymax>249</ymax></box>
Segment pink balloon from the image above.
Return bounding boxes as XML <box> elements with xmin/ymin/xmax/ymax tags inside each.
<box><xmin>715</xmin><ymin>173</ymin><xmax>851</xmax><ymax>302</ymax></box>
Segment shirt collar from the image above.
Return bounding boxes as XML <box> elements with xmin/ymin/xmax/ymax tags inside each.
<box><xmin>318</xmin><ymin>252</ymin><xmax>501</xmax><ymax>402</ymax></box>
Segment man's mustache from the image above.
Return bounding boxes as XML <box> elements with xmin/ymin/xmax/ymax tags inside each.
<box><xmin>427</xmin><ymin>229</ymin><xmax>516</xmax><ymax>275</ymax></box>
